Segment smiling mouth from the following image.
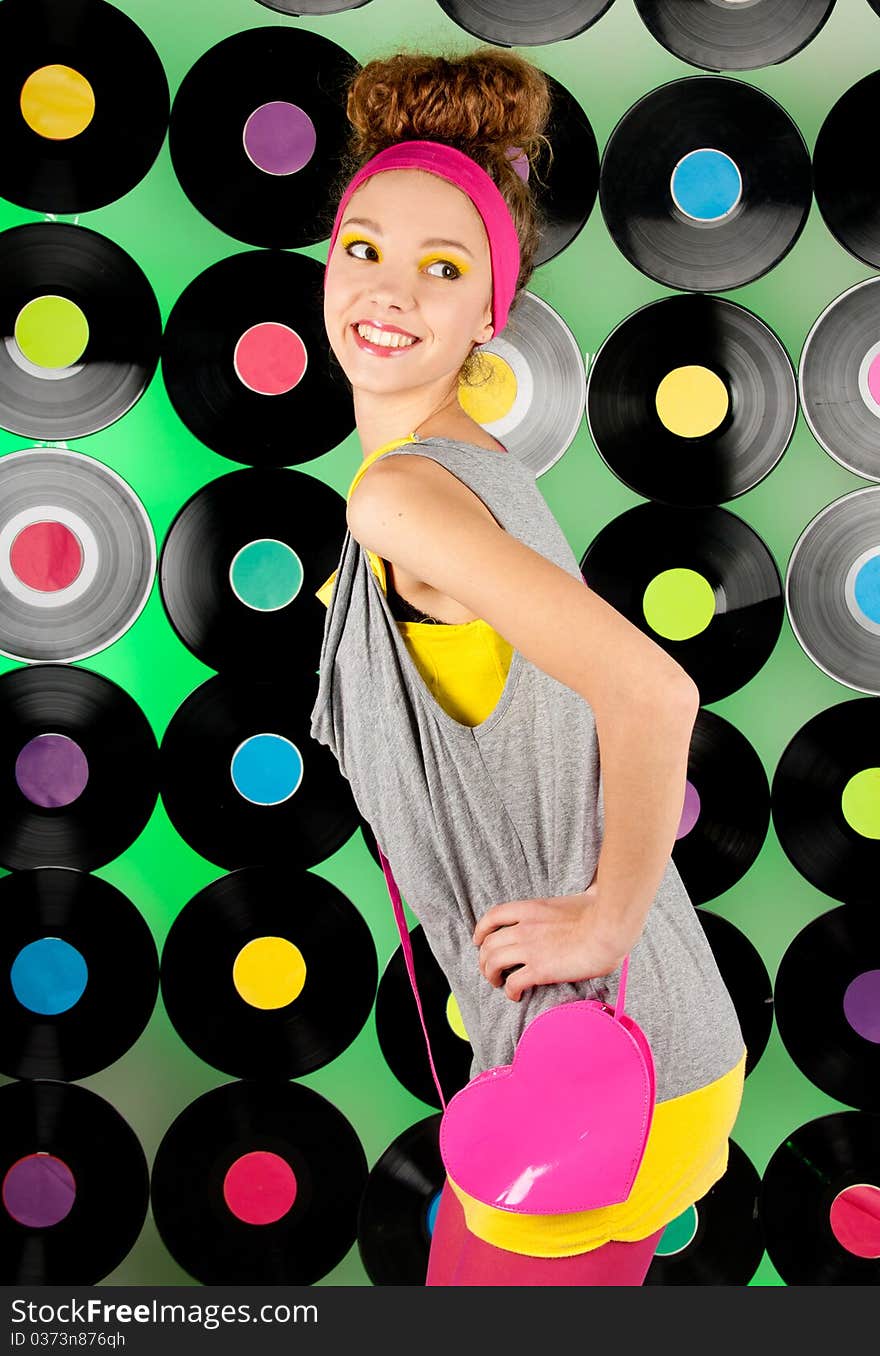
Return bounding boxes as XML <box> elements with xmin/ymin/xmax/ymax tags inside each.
<box><xmin>350</xmin><ymin>324</ymin><xmax>423</xmax><ymax>355</ymax></box>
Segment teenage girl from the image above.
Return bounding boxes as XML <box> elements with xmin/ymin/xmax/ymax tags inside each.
<box><xmin>313</xmin><ymin>47</ymin><xmax>746</xmax><ymax>1287</ymax></box>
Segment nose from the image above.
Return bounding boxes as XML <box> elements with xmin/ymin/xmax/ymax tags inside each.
<box><xmin>366</xmin><ymin>257</ymin><xmax>417</xmax><ymax>314</ymax></box>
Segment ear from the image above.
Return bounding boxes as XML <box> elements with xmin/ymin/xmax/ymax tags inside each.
<box><xmin>474</xmin><ymin>317</ymin><xmax>494</xmax><ymax>347</ymax></box>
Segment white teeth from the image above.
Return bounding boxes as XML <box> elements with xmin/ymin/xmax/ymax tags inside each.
<box><xmin>356</xmin><ymin>324</ymin><xmax>417</xmax><ymax>348</ymax></box>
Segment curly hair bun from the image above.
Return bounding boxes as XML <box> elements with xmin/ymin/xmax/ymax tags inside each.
<box><xmin>346</xmin><ymin>47</ymin><xmax>552</xmax><ymax>174</ymax></box>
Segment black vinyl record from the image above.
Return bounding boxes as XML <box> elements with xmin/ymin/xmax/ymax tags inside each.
<box><xmin>150</xmin><ymin>1079</ymin><xmax>368</xmax><ymax>1284</ymax></box>
<box><xmin>0</xmin><ymin>1079</ymin><xmax>149</xmax><ymax>1284</ymax></box>
<box><xmin>0</xmin><ymin>664</ymin><xmax>160</xmax><ymax>871</ymax></box>
<box><xmin>519</xmin><ymin>73</ymin><xmax>599</xmax><ymax>268</ymax></box>
<box><xmin>698</xmin><ymin>910</ymin><xmax>773</xmax><ymax>1074</ymax></box>
<box><xmin>759</xmin><ymin>1110</ymin><xmax>880</xmax><ymax>1284</ymax></box>
<box><xmin>160</xmin><ymin>865</ymin><xmax>377</xmax><ymax>1079</ymax></box>
<box><xmin>0</xmin><ymin>867</ymin><xmax>158</xmax><ymax>1082</ymax></box>
<box><xmin>771</xmin><ymin>697</ymin><xmax>880</xmax><ymax>907</ymax></box>
<box><xmin>786</xmin><ymin>486</ymin><xmax>880</xmax><ymax>693</ymax></box>
<box><xmin>633</xmin><ymin>0</ymin><xmax>836</xmax><ymax>72</ymax></box>
<box><xmin>160</xmin><ymin>249</ymin><xmax>354</xmax><ymax>465</ymax></box>
<box><xmin>600</xmin><ymin>77</ymin><xmax>811</xmax><ymax>291</ymax></box>
<box><xmin>814</xmin><ymin>70</ymin><xmax>880</xmax><ymax>268</ymax></box>
<box><xmin>169</xmin><ymin>25</ymin><xmax>359</xmax><ymax>248</ymax></box>
<box><xmin>586</xmin><ymin>294</ymin><xmax>797</xmax><ymax>506</ymax></box>
<box><xmin>672</xmin><ymin>707</ymin><xmax>770</xmax><ymax>905</ymax></box>
<box><xmin>799</xmin><ymin>278</ymin><xmax>880</xmax><ymax>482</ymax></box>
<box><xmin>375</xmin><ymin>924</ymin><xmax>473</xmax><ymax>1109</ymax></box>
<box><xmin>256</xmin><ymin>0</ymin><xmax>371</xmax><ymax>10</ymax></box>
<box><xmin>775</xmin><ymin>904</ymin><xmax>880</xmax><ymax>1111</ymax></box>
<box><xmin>0</xmin><ymin>446</ymin><xmax>155</xmax><ymax>663</ymax></box>
<box><xmin>644</xmin><ymin>1138</ymin><xmax>763</xmax><ymax>1284</ymax></box>
<box><xmin>159</xmin><ymin>670</ymin><xmax>358</xmax><ymax>871</ymax></box>
<box><xmin>435</xmin><ymin>0</ymin><xmax>616</xmax><ymax>45</ymax></box>
<box><xmin>159</xmin><ymin>466</ymin><xmax>346</xmax><ymax>676</ymax></box>
<box><xmin>0</xmin><ymin>0</ymin><xmax>168</xmax><ymax>214</ymax></box>
<box><xmin>358</xmin><ymin>1113</ymin><xmax>443</xmax><ymax>1286</ymax></box>
<box><xmin>0</xmin><ymin>222</ymin><xmax>162</xmax><ymax>439</ymax></box>
<box><xmin>580</xmin><ymin>502</ymin><xmax>784</xmax><ymax>704</ymax></box>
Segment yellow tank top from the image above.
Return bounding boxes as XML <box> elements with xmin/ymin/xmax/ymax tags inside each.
<box><xmin>316</xmin><ymin>436</ymin><xmax>747</xmax><ymax>1256</ymax></box>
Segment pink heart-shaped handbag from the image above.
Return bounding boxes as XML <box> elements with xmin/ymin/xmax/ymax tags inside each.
<box><xmin>377</xmin><ymin>842</ymin><xmax>657</xmax><ymax>1216</ymax></box>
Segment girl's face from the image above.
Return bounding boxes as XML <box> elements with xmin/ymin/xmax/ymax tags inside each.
<box><xmin>323</xmin><ymin>168</ymin><xmax>494</xmax><ymax>396</ymax></box>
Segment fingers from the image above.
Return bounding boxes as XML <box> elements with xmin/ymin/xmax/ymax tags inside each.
<box><xmin>479</xmin><ymin>942</ymin><xmax>522</xmax><ymax>987</ymax></box>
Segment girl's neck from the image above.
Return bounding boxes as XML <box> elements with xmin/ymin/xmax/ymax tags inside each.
<box><xmin>355</xmin><ymin>389</ymin><xmax>463</xmax><ymax>461</ymax></box>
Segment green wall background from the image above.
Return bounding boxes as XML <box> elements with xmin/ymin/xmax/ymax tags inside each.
<box><xmin>2</xmin><ymin>0</ymin><xmax>879</xmax><ymax>1286</ymax></box>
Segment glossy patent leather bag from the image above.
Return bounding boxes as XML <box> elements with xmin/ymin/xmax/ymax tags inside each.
<box><xmin>377</xmin><ymin>843</ymin><xmax>657</xmax><ymax>1216</ymax></box>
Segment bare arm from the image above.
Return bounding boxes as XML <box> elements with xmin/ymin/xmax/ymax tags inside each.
<box><xmin>348</xmin><ymin>456</ymin><xmax>700</xmax><ymax>948</ymax></box>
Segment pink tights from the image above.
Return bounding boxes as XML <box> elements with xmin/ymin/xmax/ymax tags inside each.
<box><xmin>426</xmin><ymin>1178</ymin><xmax>664</xmax><ymax>1286</ymax></box>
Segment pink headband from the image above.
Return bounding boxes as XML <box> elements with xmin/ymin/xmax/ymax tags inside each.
<box><xmin>324</xmin><ymin>139</ymin><xmax>521</xmax><ymax>337</ymax></box>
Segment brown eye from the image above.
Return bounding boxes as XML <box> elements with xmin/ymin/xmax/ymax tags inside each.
<box><xmin>345</xmin><ymin>240</ymin><xmax>378</xmax><ymax>261</ymax></box>
<box><xmin>426</xmin><ymin>260</ymin><xmax>462</xmax><ymax>280</ymax></box>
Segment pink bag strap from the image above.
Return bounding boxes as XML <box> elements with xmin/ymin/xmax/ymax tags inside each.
<box><xmin>375</xmin><ymin>841</ymin><xmax>630</xmax><ymax>1112</ymax></box>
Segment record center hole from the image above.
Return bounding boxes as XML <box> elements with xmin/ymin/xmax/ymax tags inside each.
<box><xmin>20</xmin><ymin>65</ymin><xmax>95</xmax><ymax>141</ymax></box>
<box><xmin>14</xmin><ymin>296</ymin><xmax>89</xmax><ymax>369</ymax></box>
<box><xmin>10</xmin><ymin>937</ymin><xmax>88</xmax><ymax>1016</ymax></box>
<box><xmin>2</xmin><ymin>1154</ymin><xmax>76</xmax><ymax>1228</ymax></box>
<box><xmin>642</xmin><ymin>568</ymin><xmax>716</xmax><ymax>641</ymax></box>
<box><xmin>656</xmin><ymin>366</ymin><xmax>729</xmax><ymax>439</ymax></box>
<box><xmin>15</xmin><ymin>733</ymin><xmax>89</xmax><ymax>808</ymax></box>
<box><xmin>829</xmin><ymin>1184</ymin><xmax>880</xmax><ymax>1259</ymax></box>
<box><xmin>224</xmin><ymin>1152</ymin><xmax>298</xmax><ymax>1226</ymax></box>
<box><xmin>233</xmin><ymin>936</ymin><xmax>306</xmax><ymax>1010</ymax></box>
<box><xmin>840</xmin><ymin>767</ymin><xmax>880</xmax><ymax>840</ymax></box>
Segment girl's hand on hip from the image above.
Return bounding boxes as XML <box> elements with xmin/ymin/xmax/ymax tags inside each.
<box><xmin>472</xmin><ymin>882</ymin><xmax>635</xmax><ymax>1002</ymax></box>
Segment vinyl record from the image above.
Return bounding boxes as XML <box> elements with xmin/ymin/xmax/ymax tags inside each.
<box><xmin>633</xmin><ymin>0</ymin><xmax>836</xmax><ymax>72</ymax></box>
<box><xmin>523</xmin><ymin>73</ymin><xmax>599</xmax><ymax>268</ymax></box>
<box><xmin>460</xmin><ymin>290</ymin><xmax>586</xmax><ymax>474</ymax></box>
<box><xmin>160</xmin><ymin>865</ymin><xmax>377</xmax><ymax>1079</ymax></box>
<box><xmin>698</xmin><ymin>909</ymin><xmax>773</xmax><ymax>1074</ymax></box>
<box><xmin>256</xmin><ymin>0</ymin><xmax>371</xmax><ymax>11</ymax></box>
<box><xmin>759</xmin><ymin>1110</ymin><xmax>880</xmax><ymax>1284</ymax></box>
<box><xmin>435</xmin><ymin>0</ymin><xmax>616</xmax><ymax>45</ymax></box>
<box><xmin>785</xmin><ymin>486</ymin><xmax>880</xmax><ymax>693</ymax></box>
<box><xmin>586</xmin><ymin>293</ymin><xmax>797</xmax><ymax>505</ymax></box>
<box><xmin>0</xmin><ymin>0</ymin><xmax>169</xmax><ymax>214</ymax></box>
<box><xmin>0</xmin><ymin>1078</ymin><xmax>149</xmax><ymax>1284</ymax></box>
<box><xmin>644</xmin><ymin>1139</ymin><xmax>763</xmax><ymax>1284</ymax></box>
<box><xmin>160</xmin><ymin>249</ymin><xmax>354</xmax><ymax>466</ymax></box>
<box><xmin>775</xmin><ymin>904</ymin><xmax>880</xmax><ymax>1111</ymax></box>
<box><xmin>0</xmin><ymin>223</ymin><xmax>162</xmax><ymax>439</ymax></box>
<box><xmin>814</xmin><ymin>70</ymin><xmax>880</xmax><ymax>268</ymax></box>
<box><xmin>580</xmin><ymin>502</ymin><xmax>784</xmax><ymax>704</ymax></box>
<box><xmin>771</xmin><ymin>697</ymin><xmax>880</xmax><ymax>907</ymax></box>
<box><xmin>0</xmin><ymin>867</ymin><xmax>158</xmax><ymax>1082</ymax></box>
<box><xmin>169</xmin><ymin>25</ymin><xmax>358</xmax><ymax>248</ymax></box>
<box><xmin>159</xmin><ymin>466</ymin><xmax>345</xmax><ymax>676</ymax></box>
<box><xmin>159</xmin><ymin>671</ymin><xmax>358</xmax><ymax>871</ymax></box>
<box><xmin>799</xmin><ymin>278</ymin><xmax>880</xmax><ymax>482</ymax></box>
<box><xmin>376</xmin><ymin>924</ymin><xmax>473</xmax><ymax>1108</ymax></box>
<box><xmin>0</xmin><ymin>664</ymin><xmax>160</xmax><ymax>871</ymax></box>
<box><xmin>358</xmin><ymin>1113</ymin><xmax>444</xmax><ymax>1286</ymax></box>
<box><xmin>150</xmin><ymin>1079</ymin><xmax>368</xmax><ymax>1284</ymax></box>
<box><xmin>599</xmin><ymin>77</ymin><xmax>811</xmax><ymax>291</ymax></box>
<box><xmin>0</xmin><ymin>447</ymin><xmax>155</xmax><ymax>662</ymax></box>
<box><xmin>671</xmin><ymin>708</ymin><xmax>770</xmax><ymax>905</ymax></box>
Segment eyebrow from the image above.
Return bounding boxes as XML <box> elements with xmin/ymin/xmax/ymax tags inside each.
<box><xmin>340</xmin><ymin>216</ymin><xmax>475</xmax><ymax>259</ymax></box>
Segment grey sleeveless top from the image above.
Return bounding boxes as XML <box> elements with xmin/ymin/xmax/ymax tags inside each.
<box><xmin>309</xmin><ymin>436</ymin><xmax>745</xmax><ymax>1100</ymax></box>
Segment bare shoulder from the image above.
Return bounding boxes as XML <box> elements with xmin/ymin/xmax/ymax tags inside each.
<box><xmin>347</xmin><ymin>447</ymin><xmax>504</xmax><ymax>540</ymax></box>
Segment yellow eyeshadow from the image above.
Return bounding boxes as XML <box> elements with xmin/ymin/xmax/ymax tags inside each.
<box><xmin>339</xmin><ymin>232</ymin><xmax>374</xmax><ymax>252</ymax></box>
<box><xmin>422</xmin><ymin>253</ymin><xmax>470</xmax><ymax>273</ymax></box>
